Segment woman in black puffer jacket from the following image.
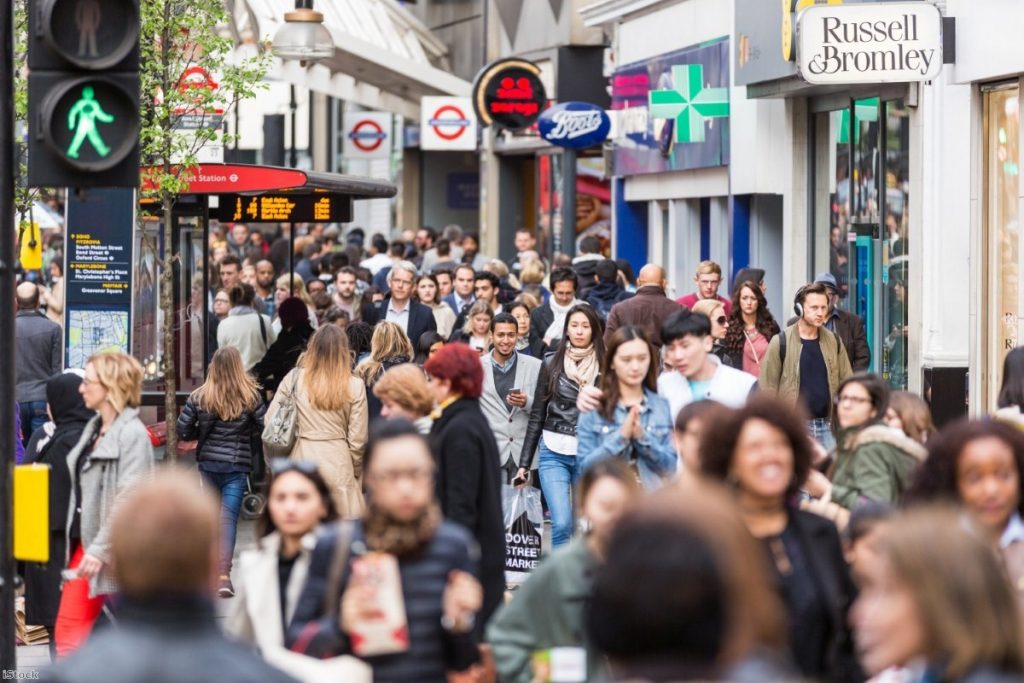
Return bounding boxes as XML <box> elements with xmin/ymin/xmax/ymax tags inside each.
<box><xmin>177</xmin><ymin>346</ymin><xmax>267</xmax><ymax>597</ymax></box>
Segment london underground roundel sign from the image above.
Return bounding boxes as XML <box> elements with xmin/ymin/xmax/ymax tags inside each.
<box><xmin>538</xmin><ymin>102</ymin><xmax>611</xmax><ymax>150</ymax></box>
<box><xmin>420</xmin><ymin>96</ymin><xmax>478</xmax><ymax>151</ymax></box>
<box><xmin>349</xmin><ymin>119</ymin><xmax>386</xmax><ymax>152</ymax></box>
<box><xmin>472</xmin><ymin>58</ymin><xmax>547</xmax><ymax>130</ymax></box>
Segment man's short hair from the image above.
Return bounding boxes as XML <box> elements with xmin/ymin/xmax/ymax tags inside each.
<box><xmin>371</xmin><ymin>234</ymin><xmax>389</xmax><ymax>254</ymax></box>
<box><xmin>662</xmin><ymin>310</ymin><xmax>711</xmax><ymax>345</ymax></box>
<box><xmin>491</xmin><ymin>312</ymin><xmax>518</xmax><ymax>333</ymax></box>
<box><xmin>432</xmin><ymin>267</ymin><xmax>453</xmax><ymax>279</ymax></box>
<box><xmin>389</xmin><ymin>241</ymin><xmax>406</xmax><ymax>258</ymax></box>
<box><xmin>454</xmin><ymin>263</ymin><xmax>476</xmax><ymax>279</ymax></box>
<box><xmin>595</xmin><ymin>259</ymin><xmax>618</xmax><ymax>283</ymax></box>
<box><xmin>515</xmin><ymin>227</ymin><xmax>535</xmax><ymax>238</ymax></box>
<box><xmin>695</xmin><ymin>260</ymin><xmax>722</xmax><ymax>277</ymax></box>
<box><xmin>419</xmin><ymin>226</ymin><xmax>437</xmax><ymax>243</ymax></box>
<box><xmin>111</xmin><ymin>468</ymin><xmax>219</xmax><ymax>599</ymax></box>
<box><xmin>387</xmin><ymin>261</ymin><xmax>417</xmax><ymax>282</ymax></box>
<box><xmin>436</xmin><ymin>238</ymin><xmax>451</xmax><ymax>257</ymax></box>
<box><xmin>474</xmin><ymin>271</ymin><xmax>500</xmax><ymax>289</ymax></box>
<box><xmin>796</xmin><ymin>282</ymin><xmax>831</xmax><ymax>306</ymax></box>
<box><xmin>336</xmin><ymin>266</ymin><xmax>357</xmax><ymax>281</ymax></box>
<box><xmin>549</xmin><ymin>266</ymin><xmax>579</xmax><ymax>291</ymax></box>
<box><xmin>579</xmin><ymin>236</ymin><xmax>601</xmax><ymax>255</ymax></box>
<box><xmin>442</xmin><ymin>224</ymin><xmax>463</xmax><ymax>242</ymax></box>
<box><xmin>218</xmin><ymin>253</ymin><xmax>241</xmax><ymax>270</ymax></box>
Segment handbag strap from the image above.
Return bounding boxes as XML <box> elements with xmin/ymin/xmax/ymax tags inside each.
<box><xmin>257</xmin><ymin>313</ymin><xmax>267</xmax><ymax>347</ymax></box>
<box><xmin>322</xmin><ymin>520</ymin><xmax>353</xmax><ymax>617</ymax></box>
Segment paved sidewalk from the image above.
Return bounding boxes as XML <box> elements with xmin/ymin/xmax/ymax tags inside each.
<box><xmin>16</xmin><ymin>519</ymin><xmax>259</xmax><ymax>675</ymax></box>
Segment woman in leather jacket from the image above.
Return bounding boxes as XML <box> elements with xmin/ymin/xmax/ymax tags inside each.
<box><xmin>177</xmin><ymin>346</ymin><xmax>267</xmax><ymax>597</ymax></box>
<box><xmin>519</xmin><ymin>304</ymin><xmax>605</xmax><ymax>548</ymax></box>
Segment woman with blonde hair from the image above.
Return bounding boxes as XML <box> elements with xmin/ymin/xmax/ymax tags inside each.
<box><xmin>177</xmin><ymin>346</ymin><xmax>267</xmax><ymax>597</ymax></box>
<box><xmin>519</xmin><ymin>259</ymin><xmax>548</xmax><ymax>304</ymax></box>
<box><xmin>273</xmin><ymin>324</ymin><xmax>367</xmax><ymax>517</ymax></box>
<box><xmin>450</xmin><ymin>300</ymin><xmax>493</xmax><ymax>354</ymax></box>
<box><xmin>55</xmin><ymin>352</ymin><xmax>154</xmax><ymax>656</ymax></box>
<box><xmin>373</xmin><ymin>363</ymin><xmax>435</xmax><ymax>434</ymax></box>
<box><xmin>273</xmin><ymin>273</ymin><xmax>317</xmax><ymax>333</ymax></box>
<box><xmin>853</xmin><ymin>505</ymin><xmax>1024</xmax><ymax>683</ymax></box>
<box><xmin>691</xmin><ymin>298</ymin><xmax>737</xmax><ymax>368</ymax></box>
<box><xmin>355</xmin><ymin>321</ymin><xmax>415</xmax><ymax>420</ymax></box>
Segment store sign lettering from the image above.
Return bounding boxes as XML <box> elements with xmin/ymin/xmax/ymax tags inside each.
<box><xmin>797</xmin><ymin>2</ymin><xmax>942</xmax><ymax>85</ymax></box>
<box><xmin>538</xmin><ymin>102</ymin><xmax>611</xmax><ymax>149</ymax></box>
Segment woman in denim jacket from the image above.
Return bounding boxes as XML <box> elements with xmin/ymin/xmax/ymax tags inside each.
<box><xmin>578</xmin><ymin>326</ymin><xmax>677</xmax><ymax>489</ymax></box>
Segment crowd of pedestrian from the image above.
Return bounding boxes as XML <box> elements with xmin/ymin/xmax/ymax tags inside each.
<box><xmin>15</xmin><ymin>220</ymin><xmax>1024</xmax><ymax>683</ymax></box>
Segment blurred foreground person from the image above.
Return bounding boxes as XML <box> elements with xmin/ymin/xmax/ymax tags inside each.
<box><xmin>487</xmin><ymin>460</ymin><xmax>640</xmax><ymax>683</ymax></box>
<box><xmin>586</xmin><ymin>482</ymin><xmax>791</xmax><ymax>682</ymax></box>
<box><xmin>852</xmin><ymin>506</ymin><xmax>1024</xmax><ymax>683</ymax></box>
<box><xmin>288</xmin><ymin>420</ymin><xmax>484</xmax><ymax>682</ymax></box>
<box><xmin>228</xmin><ymin>461</ymin><xmax>338</xmax><ymax>650</ymax></box>
<box><xmin>41</xmin><ymin>470</ymin><xmax>297</xmax><ymax>683</ymax></box>
<box><xmin>700</xmin><ymin>396</ymin><xmax>861</xmax><ymax>682</ymax></box>
<box><xmin>906</xmin><ymin>419</ymin><xmax>1024</xmax><ymax>612</ymax></box>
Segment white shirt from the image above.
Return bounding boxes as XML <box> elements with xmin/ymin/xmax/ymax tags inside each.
<box><xmin>360</xmin><ymin>252</ymin><xmax>393</xmax><ymax>276</ymax></box>
<box><xmin>386</xmin><ymin>299</ymin><xmax>411</xmax><ymax>329</ymax></box>
<box><xmin>657</xmin><ymin>356</ymin><xmax>757</xmax><ymax>420</ymax></box>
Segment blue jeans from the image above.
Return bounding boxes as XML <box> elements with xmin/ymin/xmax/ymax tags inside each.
<box><xmin>20</xmin><ymin>400</ymin><xmax>48</xmax><ymax>447</ymax></box>
<box><xmin>200</xmin><ymin>470</ymin><xmax>247</xmax><ymax>574</ymax></box>
<box><xmin>808</xmin><ymin>418</ymin><xmax>837</xmax><ymax>453</ymax></box>
<box><xmin>537</xmin><ymin>442</ymin><xmax>579</xmax><ymax>549</ymax></box>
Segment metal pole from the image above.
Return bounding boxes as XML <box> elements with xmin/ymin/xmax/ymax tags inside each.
<box><xmin>289</xmin><ymin>86</ymin><xmax>298</xmax><ymax>168</ymax></box>
<box><xmin>0</xmin><ymin>0</ymin><xmax>17</xmax><ymax>666</ymax></box>
<box><xmin>561</xmin><ymin>149</ymin><xmax>576</xmax><ymax>258</ymax></box>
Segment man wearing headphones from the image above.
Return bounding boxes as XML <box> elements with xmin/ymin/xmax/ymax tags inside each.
<box><xmin>759</xmin><ymin>282</ymin><xmax>853</xmax><ymax>450</ymax></box>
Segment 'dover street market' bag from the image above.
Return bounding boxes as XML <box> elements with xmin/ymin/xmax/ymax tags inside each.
<box><xmin>502</xmin><ymin>484</ymin><xmax>544</xmax><ymax>585</ymax></box>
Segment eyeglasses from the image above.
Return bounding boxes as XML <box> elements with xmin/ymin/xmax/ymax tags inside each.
<box><xmin>368</xmin><ymin>467</ymin><xmax>434</xmax><ymax>484</ymax></box>
<box><xmin>836</xmin><ymin>395</ymin><xmax>872</xmax><ymax>406</ymax></box>
<box><xmin>270</xmin><ymin>458</ymin><xmax>320</xmax><ymax>477</ymax></box>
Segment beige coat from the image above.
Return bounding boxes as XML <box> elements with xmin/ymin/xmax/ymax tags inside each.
<box><xmin>226</xmin><ymin>531</ymin><xmax>315</xmax><ymax>651</ymax></box>
<box><xmin>281</xmin><ymin>369</ymin><xmax>367</xmax><ymax>517</ymax></box>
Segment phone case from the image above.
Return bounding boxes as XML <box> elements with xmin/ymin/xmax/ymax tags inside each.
<box><xmin>348</xmin><ymin>552</ymin><xmax>410</xmax><ymax>657</ymax></box>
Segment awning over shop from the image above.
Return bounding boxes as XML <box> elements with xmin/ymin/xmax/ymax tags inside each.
<box><xmin>228</xmin><ymin>0</ymin><xmax>471</xmax><ymax>117</ymax></box>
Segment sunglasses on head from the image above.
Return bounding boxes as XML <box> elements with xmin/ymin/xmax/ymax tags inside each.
<box><xmin>270</xmin><ymin>458</ymin><xmax>319</xmax><ymax>477</ymax></box>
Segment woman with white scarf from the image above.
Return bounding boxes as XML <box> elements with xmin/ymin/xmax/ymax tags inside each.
<box><xmin>519</xmin><ymin>304</ymin><xmax>606</xmax><ymax>548</ymax></box>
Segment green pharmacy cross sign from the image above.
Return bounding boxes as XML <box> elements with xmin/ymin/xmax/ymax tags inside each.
<box><xmin>648</xmin><ymin>64</ymin><xmax>729</xmax><ymax>144</ymax></box>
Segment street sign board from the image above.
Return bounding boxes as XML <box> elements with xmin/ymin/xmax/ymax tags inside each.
<box><xmin>420</xmin><ymin>97</ymin><xmax>477</xmax><ymax>151</ymax></box>
<box><xmin>342</xmin><ymin>112</ymin><xmax>392</xmax><ymax>159</ymax></box>
<box><xmin>472</xmin><ymin>58</ymin><xmax>547</xmax><ymax>130</ymax></box>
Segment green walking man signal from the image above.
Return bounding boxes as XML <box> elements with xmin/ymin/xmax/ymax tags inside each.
<box><xmin>66</xmin><ymin>85</ymin><xmax>113</xmax><ymax>159</ymax></box>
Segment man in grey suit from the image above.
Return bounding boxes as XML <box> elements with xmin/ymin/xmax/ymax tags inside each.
<box><xmin>479</xmin><ymin>313</ymin><xmax>542</xmax><ymax>484</ymax></box>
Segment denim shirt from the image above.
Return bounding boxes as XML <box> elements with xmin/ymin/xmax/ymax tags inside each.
<box><xmin>577</xmin><ymin>387</ymin><xmax>677</xmax><ymax>489</ymax></box>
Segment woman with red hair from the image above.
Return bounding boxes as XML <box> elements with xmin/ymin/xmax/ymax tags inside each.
<box><xmin>423</xmin><ymin>343</ymin><xmax>505</xmax><ymax>630</ymax></box>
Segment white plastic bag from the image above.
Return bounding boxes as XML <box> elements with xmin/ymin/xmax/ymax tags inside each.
<box><xmin>502</xmin><ymin>484</ymin><xmax>544</xmax><ymax>585</ymax></box>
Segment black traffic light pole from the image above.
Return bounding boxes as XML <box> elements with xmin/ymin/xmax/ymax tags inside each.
<box><xmin>0</xmin><ymin>0</ymin><xmax>18</xmax><ymax>669</ymax></box>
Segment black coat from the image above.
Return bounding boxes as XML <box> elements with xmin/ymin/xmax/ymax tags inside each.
<box><xmin>40</xmin><ymin>596</ymin><xmax>297</xmax><ymax>683</ymax></box>
<box><xmin>429</xmin><ymin>397</ymin><xmax>506</xmax><ymax>627</ymax></box>
<box><xmin>364</xmin><ymin>356</ymin><xmax>412</xmax><ymax>422</ymax></box>
<box><xmin>362</xmin><ymin>297</ymin><xmax>437</xmax><ymax>347</ymax></box>
<box><xmin>776</xmin><ymin>510</ymin><xmax>863</xmax><ymax>683</ymax></box>
<box><xmin>585</xmin><ymin>281</ymin><xmax>632</xmax><ymax>319</ymax></box>
<box><xmin>23</xmin><ymin>373</ymin><xmax>95</xmax><ymax>627</ymax></box>
<box><xmin>252</xmin><ymin>321</ymin><xmax>313</xmax><ymax>392</ymax></box>
<box><xmin>528</xmin><ymin>302</ymin><xmax>556</xmax><ymax>356</ymax></box>
<box><xmin>287</xmin><ymin>520</ymin><xmax>480</xmax><ymax>683</ymax></box>
<box><xmin>176</xmin><ymin>396</ymin><xmax>266</xmax><ymax>471</ymax></box>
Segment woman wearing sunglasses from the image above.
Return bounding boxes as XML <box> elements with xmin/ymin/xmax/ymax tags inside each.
<box><xmin>227</xmin><ymin>459</ymin><xmax>338</xmax><ymax>651</ymax></box>
<box><xmin>805</xmin><ymin>373</ymin><xmax>927</xmax><ymax>510</ymax></box>
<box><xmin>690</xmin><ymin>299</ymin><xmax>738</xmax><ymax>368</ymax></box>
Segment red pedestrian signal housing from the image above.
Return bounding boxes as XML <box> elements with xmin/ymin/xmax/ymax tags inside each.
<box><xmin>27</xmin><ymin>0</ymin><xmax>140</xmax><ymax>187</ymax></box>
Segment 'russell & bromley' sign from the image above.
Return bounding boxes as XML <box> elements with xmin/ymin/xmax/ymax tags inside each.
<box><xmin>797</xmin><ymin>2</ymin><xmax>942</xmax><ymax>85</ymax></box>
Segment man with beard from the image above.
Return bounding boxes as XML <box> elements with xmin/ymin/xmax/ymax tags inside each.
<box><xmin>289</xmin><ymin>420</ymin><xmax>484</xmax><ymax>682</ymax></box>
<box><xmin>254</xmin><ymin>260</ymin><xmax>277</xmax><ymax>318</ymax></box>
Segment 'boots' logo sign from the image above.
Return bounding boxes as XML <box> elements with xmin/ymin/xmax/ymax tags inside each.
<box><xmin>797</xmin><ymin>2</ymin><xmax>942</xmax><ymax>85</ymax></box>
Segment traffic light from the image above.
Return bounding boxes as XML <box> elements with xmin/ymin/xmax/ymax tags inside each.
<box><xmin>27</xmin><ymin>0</ymin><xmax>140</xmax><ymax>187</ymax></box>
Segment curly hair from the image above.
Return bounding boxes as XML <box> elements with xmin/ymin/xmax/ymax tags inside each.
<box><xmin>905</xmin><ymin>419</ymin><xmax>1024</xmax><ymax>514</ymax></box>
<box><xmin>699</xmin><ymin>395</ymin><xmax>813</xmax><ymax>502</ymax></box>
<box><xmin>724</xmin><ymin>281</ymin><xmax>780</xmax><ymax>357</ymax></box>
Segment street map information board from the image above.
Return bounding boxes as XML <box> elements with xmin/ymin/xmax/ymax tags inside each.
<box><xmin>64</xmin><ymin>189</ymin><xmax>135</xmax><ymax>368</ymax></box>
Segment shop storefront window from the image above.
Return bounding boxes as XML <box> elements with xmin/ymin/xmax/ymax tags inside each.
<box><xmin>814</xmin><ymin>97</ymin><xmax>911</xmax><ymax>388</ymax></box>
<box><xmin>984</xmin><ymin>84</ymin><xmax>1021</xmax><ymax>406</ymax></box>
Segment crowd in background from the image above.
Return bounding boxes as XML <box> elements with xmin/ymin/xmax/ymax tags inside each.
<box><xmin>16</xmin><ymin>217</ymin><xmax>1024</xmax><ymax>683</ymax></box>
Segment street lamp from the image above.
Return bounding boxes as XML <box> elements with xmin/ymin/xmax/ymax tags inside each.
<box><xmin>271</xmin><ymin>0</ymin><xmax>333</xmax><ymax>64</ymax></box>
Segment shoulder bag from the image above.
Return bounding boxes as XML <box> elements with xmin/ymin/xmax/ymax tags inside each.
<box><xmin>262</xmin><ymin>370</ymin><xmax>300</xmax><ymax>455</ymax></box>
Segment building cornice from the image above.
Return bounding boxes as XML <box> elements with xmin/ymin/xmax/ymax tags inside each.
<box><xmin>579</xmin><ymin>0</ymin><xmax>683</xmax><ymax>27</ymax></box>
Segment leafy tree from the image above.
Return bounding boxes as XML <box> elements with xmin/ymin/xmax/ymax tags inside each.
<box><xmin>138</xmin><ymin>0</ymin><xmax>270</xmax><ymax>458</ymax></box>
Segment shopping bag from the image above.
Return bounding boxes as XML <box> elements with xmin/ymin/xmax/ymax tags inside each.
<box><xmin>502</xmin><ymin>484</ymin><xmax>544</xmax><ymax>585</ymax></box>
